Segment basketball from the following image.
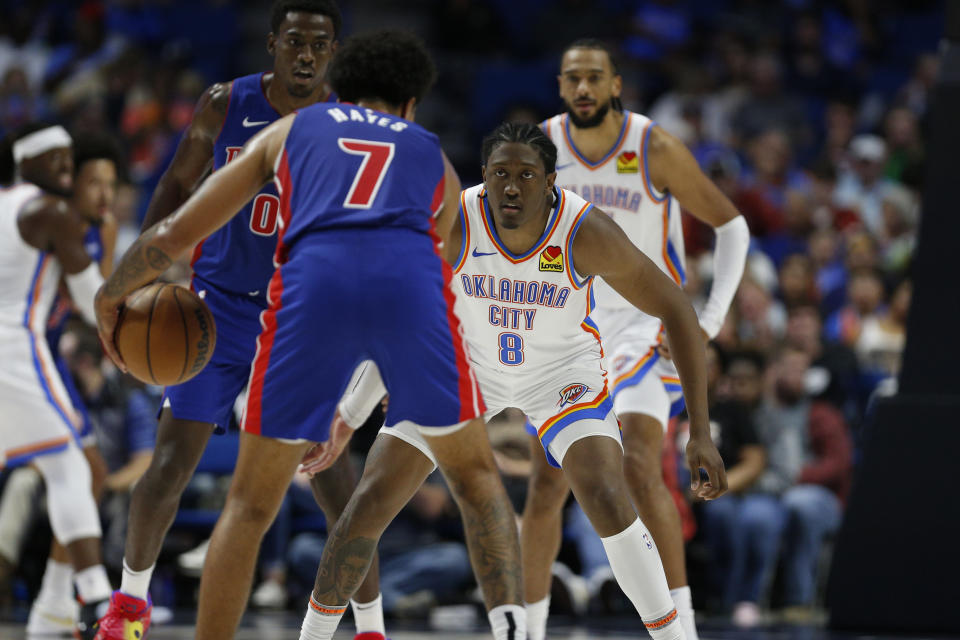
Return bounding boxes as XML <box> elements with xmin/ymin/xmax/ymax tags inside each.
<box><xmin>115</xmin><ymin>282</ymin><xmax>216</xmax><ymax>386</ymax></box>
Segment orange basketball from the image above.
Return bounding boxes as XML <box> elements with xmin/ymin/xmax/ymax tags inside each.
<box><xmin>115</xmin><ymin>282</ymin><xmax>216</xmax><ymax>385</ymax></box>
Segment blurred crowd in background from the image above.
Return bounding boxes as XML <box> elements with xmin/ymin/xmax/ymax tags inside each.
<box><xmin>0</xmin><ymin>0</ymin><xmax>939</xmax><ymax>629</ymax></box>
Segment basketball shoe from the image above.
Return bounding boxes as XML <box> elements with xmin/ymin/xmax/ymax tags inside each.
<box><xmin>25</xmin><ymin>596</ymin><xmax>77</xmax><ymax>635</ymax></box>
<box><xmin>354</xmin><ymin>634</ymin><xmax>389</xmax><ymax>640</ymax></box>
<box><xmin>91</xmin><ymin>591</ymin><xmax>151</xmax><ymax>640</ymax></box>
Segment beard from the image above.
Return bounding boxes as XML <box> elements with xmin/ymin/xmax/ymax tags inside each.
<box><xmin>566</xmin><ymin>99</ymin><xmax>611</xmax><ymax>129</ymax></box>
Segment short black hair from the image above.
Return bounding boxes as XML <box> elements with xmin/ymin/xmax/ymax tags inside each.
<box><xmin>562</xmin><ymin>38</ymin><xmax>621</xmax><ymax>75</ymax></box>
<box><xmin>728</xmin><ymin>349</ymin><xmax>767</xmax><ymax>374</ymax></box>
<box><xmin>330</xmin><ymin>30</ymin><xmax>436</xmax><ymax>108</ymax></box>
<box><xmin>270</xmin><ymin>0</ymin><xmax>341</xmax><ymax>38</ymax></box>
<box><xmin>73</xmin><ymin>131</ymin><xmax>125</xmax><ymax>180</ymax></box>
<box><xmin>481</xmin><ymin>122</ymin><xmax>557</xmax><ymax>174</ymax></box>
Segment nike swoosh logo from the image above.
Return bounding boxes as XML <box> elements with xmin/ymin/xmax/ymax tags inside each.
<box><xmin>472</xmin><ymin>248</ymin><xmax>497</xmax><ymax>257</ymax></box>
<box><xmin>556</xmin><ymin>162</ymin><xmax>574</xmax><ymax>170</ymax></box>
<box><xmin>242</xmin><ymin>117</ymin><xmax>270</xmax><ymax>127</ymax></box>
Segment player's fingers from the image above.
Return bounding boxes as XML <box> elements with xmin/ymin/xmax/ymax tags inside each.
<box><xmin>704</xmin><ymin>465</ymin><xmax>724</xmax><ymax>499</ymax></box>
<box><xmin>687</xmin><ymin>456</ymin><xmax>701</xmax><ymax>491</ymax></box>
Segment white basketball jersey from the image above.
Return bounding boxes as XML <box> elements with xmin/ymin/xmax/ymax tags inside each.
<box><xmin>542</xmin><ymin>111</ymin><xmax>686</xmax><ymax>339</ymax></box>
<box><xmin>452</xmin><ymin>184</ymin><xmax>604</xmax><ymax>375</ymax></box>
<box><xmin>0</xmin><ymin>184</ymin><xmax>61</xmax><ymax>334</ymax></box>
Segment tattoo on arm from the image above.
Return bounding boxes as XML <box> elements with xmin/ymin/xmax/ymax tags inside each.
<box><xmin>103</xmin><ymin>235</ymin><xmax>172</xmax><ymax>297</ymax></box>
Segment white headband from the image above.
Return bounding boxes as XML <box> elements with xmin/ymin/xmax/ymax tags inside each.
<box><xmin>13</xmin><ymin>126</ymin><xmax>72</xmax><ymax>164</ymax></box>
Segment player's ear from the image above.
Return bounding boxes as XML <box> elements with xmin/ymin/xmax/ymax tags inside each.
<box><xmin>480</xmin><ymin>165</ymin><xmax>487</xmax><ymax>183</ymax></box>
<box><xmin>612</xmin><ymin>74</ymin><xmax>623</xmax><ymax>100</ymax></box>
<box><xmin>401</xmin><ymin>97</ymin><xmax>417</xmax><ymax>121</ymax></box>
<box><xmin>267</xmin><ymin>32</ymin><xmax>277</xmax><ymax>56</ymax></box>
<box><xmin>546</xmin><ymin>171</ymin><xmax>557</xmax><ymax>191</ymax></box>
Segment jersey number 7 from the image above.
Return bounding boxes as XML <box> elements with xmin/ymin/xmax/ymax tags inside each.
<box><xmin>338</xmin><ymin>138</ymin><xmax>396</xmax><ymax>209</ymax></box>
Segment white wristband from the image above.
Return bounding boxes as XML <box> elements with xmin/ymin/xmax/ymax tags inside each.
<box><xmin>700</xmin><ymin>215</ymin><xmax>749</xmax><ymax>339</ymax></box>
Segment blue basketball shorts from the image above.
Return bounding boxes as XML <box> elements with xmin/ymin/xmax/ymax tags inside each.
<box><xmin>242</xmin><ymin>228</ymin><xmax>484</xmax><ymax>443</ymax></box>
<box><xmin>160</xmin><ymin>278</ymin><xmax>267</xmax><ymax>431</ymax></box>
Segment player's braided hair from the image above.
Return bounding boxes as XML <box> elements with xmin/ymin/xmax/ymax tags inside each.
<box><xmin>329</xmin><ymin>30</ymin><xmax>437</xmax><ymax>109</ymax></box>
<box><xmin>270</xmin><ymin>0</ymin><xmax>342</xmax><ymax>37</ymax></box>
<box><xmin>481</xmin><ymin>122</ymin><xmax>558</xmax><ymax>174</ymax></box>
<box><xmin>562</xmin><ymin>38</ymin><xmax>624</xmax><ymax>112</ymax></box>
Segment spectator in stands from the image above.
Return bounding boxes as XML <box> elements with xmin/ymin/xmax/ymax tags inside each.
<box><xmin>0</xmin><ymin>66</ymin><xmax>50</xmax><ymax>137</ymax></box>
<box><xmin>834</xmin><ymin>134</ymin><xmax>897</xmax><ymax>236</ymax></box>
<box><xmin>753</xmin><ymin>346</ymin><xmax>853</xmax><ymax>622</ymax></box>
<box><xmin>760</xmin><ymin>190</ymin><xmax>815</xmax><ymax>267</ymax></box>
<box><xmin>824</xmin><ymin>267</ymin><xmax>885</xmax><ymax>348</ymax></box>
<box><xmin>777</xmin><ymin>253</ymin><xmax>818</xmax><ymax>308</ymax></box>
<box><xmin>815</xmin><ymin>97</ymin><xmax>857</xmax><ymax>174</ymax></box>
<box><xmin>878</xmin><ymin>184</ymin><xmax>919</xmax><ymax>276</ymax></box>
<box><xmin>855</xmin><ymin>278</ymin><xmax>911</xmax><ymax>381</ymax></box>
<box><xmin>785</xmin><ymin>304</ymin><xmax>861</xmax><ymax>423</ymax></box>
<box><xmin>809</xmin><ymin>227</ymin><xmax>847</xmax><ymax>316</ymax></box>
<box><xmin>896</xmin><ymin>52</ymin><xmax>939</xmax><ymax>120</ymax></box>
<box><xmin>731</xmin><ymin>53</ymin><xmax>810</xmax><ymax>149</ymax></box>
<box><xmin>735</xmin><ymin>275</ymin><xmax>787</xmax><ymax>352</ymax></box>
<box><xmin>691</xmin><ymin>345</ymin><xmax>768</xmax><ymax>621</ymax></box>
<box><xmin>740</xmin><ymin>128</ymin><xmax>809</xmax><ymax>222</ymax></box>
<box><xmin>882</xmin><ymin>106</ymin><xmax>924</xmax><ymax>188</ymax></box>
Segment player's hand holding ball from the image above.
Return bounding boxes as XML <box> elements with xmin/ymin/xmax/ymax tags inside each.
<box><xmin>95</xmin><ymin>282</ymin><xmax>216</xmax><ymax>385</ymax></box>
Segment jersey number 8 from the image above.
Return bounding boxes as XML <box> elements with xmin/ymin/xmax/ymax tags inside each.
<box><xmin>498</xmin><ymin>332</ymin><xmax>525</xmax><ymax>366</ymax></box>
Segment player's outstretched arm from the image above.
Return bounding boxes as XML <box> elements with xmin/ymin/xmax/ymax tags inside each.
<box><xmin>646</xmin><ymin>125</ymin><xmax>750</xmax><ymax>338</ymax></box>
<box><xmin>94</xmin><ymin>114</ymin><xmax>295</xmax><ymax>367</ymax></box>
<box><xmin>572</xmin><ymin>208</ymin><xmax>727</xmax><ymax>500</ymax></box>
<box><xmin>434</xmin><ymin>152</ymin><xmax>465</xmax><ymax>265</ymax></box>
<box><xmin>140</xmin><ymin>83</ymin><xmax>231</xmax><ymax>231</ymax></box>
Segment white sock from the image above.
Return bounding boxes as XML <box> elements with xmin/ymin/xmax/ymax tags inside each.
<box><xmin>350</xmin><ymin>593</ymin><xmax>386</xmax><ymax>635</ymax></box>
<box><xmin>300</xmin><ymin>596</ymin><xmax>347</xmax><ymax>640</ymax></box>
<box><xmin>525</xmin><ymin>596</ymin><xmax>549</xmax><ymax>640</ymax></box>
<box><xmin>671</xmin><ymin>586</ymin><xmax>698</xmax><ymax>640</ymax></box>
<box><xmin>74</xmin><ymin>565</ymin><xmax>112</xmax><ymax>604</ymax></box>
<box><xmin>488</xmin><ymin>603</ymin><xmax>525</xmax><ymax>640</ymax></box>
<box><xmin>37</xmin><ymin>559</ymin><xmax>74</xmax><ymax>603</ymax></box>
<box><xmin>600</xmin><ymin>519</ymin><xmax>683</xmax><ymax>640</ymax></box>
<box><xmin>120</xmin><ymin>558</ymin><xmax>154</xmax><ymax>600</ymax></box>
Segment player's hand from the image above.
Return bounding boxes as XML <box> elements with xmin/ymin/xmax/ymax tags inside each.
<box><xmin>93</xmin><ymin>287</ymin><xmax>127</xmax><ymax>372</ymax></box>
<box><xmin>686</xmin><ymin>433</ymin><xmax>728</xmax><ymax>500</ymax></box>
<box><xmin>299</xmin><ymin>410</ymin><xmax>354</xmax><ymax>476</ymax></box>
<box><xmin>656</xmin><ymin>328</ymin><xmax>710</xmax><ymax>361</ymax></box>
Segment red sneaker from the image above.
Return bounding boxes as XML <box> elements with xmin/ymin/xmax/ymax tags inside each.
<box><xmin>354</xmin><ymin>634</ymin><xmax>388</xmax><ymax>640</ymax></box>
<box><xmin>92</xmin><ymin>591</ymin><xmax>151</xmax><ymax>640</ymax></box>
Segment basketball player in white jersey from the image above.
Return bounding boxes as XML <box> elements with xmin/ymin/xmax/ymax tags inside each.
<box><xmin>301</xmin><ymin>122</ymin><xmax>727</xmax><ymax>640</ymax></box>
<box><xmin>535</xmin><ymin>39</ymin><xmax>750</xmax><ymax>639</ymax></box>
<box><xmin>0</xmin><ymin>123</ymin><xmax>113</xmax><ymax>638</ymax></box>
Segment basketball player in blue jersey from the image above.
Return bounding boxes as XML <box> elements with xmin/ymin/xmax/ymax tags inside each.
<box><xmin>24</xmin><ymin>133</ymin><xmax>121</xmax><ymax>636</ymax></box>
<box><xmin>90</xmin><ymin>2</ymin><xmax>391</xmax><ymax>639</ymax></box>
<box><xmin>95</xmin><ymin>30</ymin><xmax>526</xmax><ymax>640</ymax></box>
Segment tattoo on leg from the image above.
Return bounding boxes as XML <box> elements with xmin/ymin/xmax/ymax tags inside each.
<box><xmin>313</xmin><ymin>513</ymin><xmax>377</xmax><ymax>604</ymax></box>
<box><xmin>455</xmin><ymin>482</ymin><xmax>522</xmax><ymax>606</ymax></box>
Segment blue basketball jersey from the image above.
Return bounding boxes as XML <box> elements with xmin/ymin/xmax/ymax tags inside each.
<box><xmin>190</xmin><ymin>72</ymin><xmax>337</xmax><ymax>297</ymax></box>
<box><xmin>275</xmin><ymin>103</ymin><xmax>445</xmax><ymax>256</ymax></box>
